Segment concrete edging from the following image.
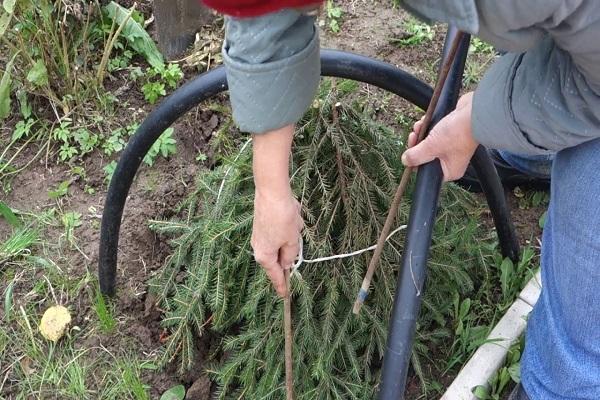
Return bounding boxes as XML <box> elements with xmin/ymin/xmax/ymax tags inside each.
<box><xmin>441</xmin><ymin>270</ymin><xmax>542</xmax><ymax>400</ymax></box>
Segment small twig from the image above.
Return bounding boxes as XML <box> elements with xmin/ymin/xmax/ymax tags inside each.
<box><xmin>353</xmin><ymin>32</ymin><xmax>466</xmax><ymax>315</ymax></box>
<box><xmin>283</xmin><ymin>269</ymin><xmax>294</xmax><ymax>400</ymax></box>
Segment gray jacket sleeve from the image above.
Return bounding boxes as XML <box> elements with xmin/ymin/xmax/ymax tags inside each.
<box><xmin>223</xmin><ymin>9</ymin><xmax>320</xmax><ymax>134</ymax></box>
<box><xmin>402</xmin><ymin>0</ymin><xmax>600</xmax><ymax>154</ymax></box>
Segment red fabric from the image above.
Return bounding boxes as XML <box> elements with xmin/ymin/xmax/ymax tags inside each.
<box><xmin>201</xmin><ymin>0</ymin><xmax>323</xmax><ymax>17</ymax></box>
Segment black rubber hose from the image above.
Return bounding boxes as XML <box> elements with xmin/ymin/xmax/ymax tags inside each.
<box><xmin>378</xmin><ymin>28</ymin><xmax>471</xmax><ymax>399</ymax></box>
<box><xmin>471</xmin><ymin>146</ymin><xmax>520</xmax><ymax>262</ymax></box>
<box><xmin>99</xmin><ymin>68</ymin><xmax>228</xmax><ymax>296</ymax></box>
<box><xmin>99</xmin><ymin>50</ymin><xmax>433</xmax><ymax>296</ymax></box>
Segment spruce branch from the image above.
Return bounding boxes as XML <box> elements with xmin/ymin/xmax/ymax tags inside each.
<box><xmin>150</xmin><ymin>78</ymin><xmax>486</xmax><ymax>398</ymax></box>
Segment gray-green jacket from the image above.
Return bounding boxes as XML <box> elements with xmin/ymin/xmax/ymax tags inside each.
<box><xmin>223</xmin><ymin>1</ymin><xmax>600</xmax><ymax>155</ymax></box>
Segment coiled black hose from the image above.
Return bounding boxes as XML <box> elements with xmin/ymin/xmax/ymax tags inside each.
<box><xmin>98</xmin><ymin>43</ymin><xmax>519</xmax><ymax>399</ymax></box>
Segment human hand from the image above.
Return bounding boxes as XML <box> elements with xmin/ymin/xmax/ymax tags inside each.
<box><xmin>252</xmin><ymin>189</ymin><xmax>303</xmax><ymax>297</ymax></box>
<box><xmin>401</xmin><ymin>92</ymin><xmax>478</xmax><ymax>181</ymax></box>
<box><xmin>251</xmin><ymin>124</ymin><xmax>302</xmax><ymax>297</ymax></box>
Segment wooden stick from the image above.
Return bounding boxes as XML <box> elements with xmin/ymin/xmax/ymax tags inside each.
<box><xmin>283</xmin><ymin>268</ymin><xmax>294</xmax><ymax>400</ymax></box>
<box><xmin>353</xmin><ymin>32</ymin><xmax>465</xmax><ymax>315</ymax></box>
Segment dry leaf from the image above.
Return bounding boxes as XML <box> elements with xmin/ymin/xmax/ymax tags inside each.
<box><xmin>19</xmin><ymin>356</ymin><xmax>36</xmax><ymax>376</ymax></box>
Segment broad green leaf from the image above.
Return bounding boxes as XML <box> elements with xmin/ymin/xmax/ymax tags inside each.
<box><xmin>498</xmin><ymin>367</ymin><xmax>511</xmax><ymax>393</ymax></box>
<box><xmin>0</xmin><ymin>201</ymin><xmax>19</xmax><ymax>226</ymax></box>
<box><xmin>507</xmin><ymin>349</ymin><xmax>521</xmax><ymax>365</ymax></box>
<box><xmin>160</xmin><ymin>385</ymin><xmax>185</xmax><ymax>400</ymax></box>
<box><xmin>472</xmin><ymin>385</ymin><xmax>490</xmax><ymax>400</ymax></box>
<box><xmin>508</xmin><ymin>362</ymin><xmax>521</xmax><ymax>383</ymax></box>
<box><xmin>3</xmin><ymin>0</ymin><xmax>15</xmax><ymax>14</ymax></box>
<box><xmin>0</xmin><ymin>12</ymin><xmax>11</xmax><ymax>38</ymax></box>
<box><xmin>48</xmin><ymin>180</ymin><xmax>71</xmax><ymax>199</ymax></box>
<box><xmin>104</xmin><ymin>2</ymin><xmax>164</xmax><ymax>69</ymax></box>
<box><xmin>26</xmin><ymin>59</ymin><xmax>48</xmax><ymax>87</ymax></box>
<box><xmin>538</xmin><ymin>210</ymin><xmax>547</xmax><ymax>229</ymax></box>
<box><xmin>459</xmin><ymin>298</ymin><xmax>471</xmax><ymax>320</ymax></box>
<box><xmin>0</xmin><ymin>53</ymin><xmax>17</xmax><ymax>119</ymax></box>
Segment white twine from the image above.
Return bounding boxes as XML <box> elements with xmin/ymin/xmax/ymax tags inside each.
<box><xmin>292</xmin><ymin>224</ymin><xmax>408</xmax><ymax>276</ymax></box>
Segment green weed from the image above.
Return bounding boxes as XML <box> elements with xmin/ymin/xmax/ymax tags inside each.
<box><xmin>103</xmin><ymin>160</ymin><xmax>118</xmax><ymax>182</ymax></box>
<box><xmin>473</xmin><ymin>337</ymin><xmax>524</xmax><ymax>399</ymax></box>
<box><xmin>94</xmin><ymin>289</ymin><xmax>117</xmax><ymax>333</ymax></box>
<box><xmin>326</xmin><ymin>0</ymin><xmax>343</xmax><ymax>33</ymax></box>
<box><xmin>143</xmin><ymin>128</ymin><xmax>177</xmax><ymax>166</ymax></box>
<box><xmin>102</xmin><ymin>126</ymin><xmax>177</xmax><ymax>182</ymax></box>
<box><xmin>469</xmin><ymin>38</ymin><xmax>495</xmax><ymax>54</ymax></box>
<box><xmin>48</xmin><ymin>180</ymin><xmax>72</xmax><ymax>200</ymax></box>
<box><xmin>0</xmin><ymin>200</ymin><xmax>20</xmax><ymax>226</ymax></box>
<box><xmin>60</xmin><ymin>211</ymin><xmax>82</xmax><ymax>248</ymax></box>
<box><xmin>142</xmin><ymin>81</ymin><xmax>167</xmax><ymax>105</ymax></box>
<box><xmin>513</xmin><ymin>188</ymin><xmax>550</xmax><ymax>210</ymax></box>
<box><xmin>102</xmin><ymin>123</ymin><xmax>139</xmax><ymax>156</ymax></box>
<box><xmin>463</xmin><ymin>38</ymin><xmax>496</xmax><ymax>86</ymax></box>
<box><xmin>391</xmin><ymin>17</ymin><xmax>434</xmax><ymax>47</ymax></box>
<box><xmin>142</xmin><ymin>64</ymin><xmax>183</xmax><ymax>104</ymax></box>
<box><xmin>0</xmin><ymin>1</ymin><xmax>165</xmax><ymax>187</ymax></box>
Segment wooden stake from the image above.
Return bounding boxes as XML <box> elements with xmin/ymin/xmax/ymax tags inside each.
<box><xmin>283</xmin><ymin>268</ymin><xmax>294</xmax><ymax>400</ymax></box>
<box><xmin>353</xmin><ymin>32</ymin><xmax>466</xmax><ymax>315</ymax></box>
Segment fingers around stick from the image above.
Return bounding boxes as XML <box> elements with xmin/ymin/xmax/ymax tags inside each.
<box><xmin>413</xmin><ymin>116</ymin><xmax>425</xmax><ymax>135</ymax></box>
<box><xmin>402</xmin><ymin>135</ymin><xmax>437</xmax><ymax>167</ymax></box>
<box><xmin>254</xmin><ymin>249</ymin><xmax>286</xmax><ymax>296</ymax></box>
<box><xmin>263</xmin><ymin>261</ymin><xmax>286</xmax><ymax>297</ymax></box>
<box><xmin>407</xmin><ymin>132</ymin><xmax>417</xmax><ymax>148</ymax></box>
<box><xmin>279</xmin><ymin>241</ymin><xmax>300</xmax><ymax>271</ymax></box>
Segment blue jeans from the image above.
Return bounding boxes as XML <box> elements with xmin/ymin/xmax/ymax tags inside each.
<box><xmin>498</xmin><ymin>143</ymin><xmax>600</xmax><ymax>399</ymax></box>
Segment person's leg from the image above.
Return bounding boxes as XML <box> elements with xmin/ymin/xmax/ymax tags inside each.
<box><xmin>496</xmin><ymin>150</ymin><xmax>553</xmax><ymax>180</ymax></box>
<box><xmin>520</xmin><ymin>138</ymin><xmax>600</xmax><ymax>400</ymax></box>
<box><xmin>457</xmin><ymin>149</ymin><xmax>552</xmax><ymax>191</ymax></box>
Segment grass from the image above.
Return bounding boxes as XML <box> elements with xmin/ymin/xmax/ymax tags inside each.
<box><xmin>94</xmin><ymin>289</ymin><xmax>118</xmax><ymax>334</ymax></box>
<box><xmin>0</xmin><ymin>209</ymin><xmax>158</xmax><ymax>399</ymax></box>
<box><xmin>463</xmin><ymin>37</ymin><xmax>497</xmax><ymax>86</ymax></box>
